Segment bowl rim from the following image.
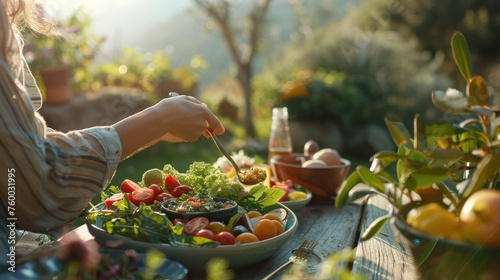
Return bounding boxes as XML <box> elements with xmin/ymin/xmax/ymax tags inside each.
<box><xmin>270</xmin><ymin>153</ymin><xmax>351</xmax><ymax>169</ymax></box>
<box><xmin>86</xmin><ymin>202</ymin><xmax>298</xmax><ymax>249</ymax></box>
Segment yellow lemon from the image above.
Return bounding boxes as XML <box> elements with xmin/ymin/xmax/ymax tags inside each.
<box><xmin>288</xmin><ymin>191</ymin><xmax>308</xmax><ymax>201</ymax></box>
<box><xmin>226</xmin><ymin>168</ymin><xmax>236</xmax><ymax>179</ymax></box>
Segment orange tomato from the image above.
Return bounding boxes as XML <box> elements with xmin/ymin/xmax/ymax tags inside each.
<box><xmin>262</xmin><ymin>213</ymin><xmax>282</xmax><ymax>222</ymax></box>
<box><xmin>253</xmin><ymin>219</ymin><xmax>277</xmax><ymax>240</ymax></box>
<box><xmin>235</xmin><ymin>232</ymin><xmax>259</xmax><ymax>244</ymax></box>
<box><xmin>272</xmin><ymin>220</ymin><xmax>284</xmax><ymax>235</ymax></box>
<box><xmin>247</xmin><ymin>211</ymin><xmax>262</xmax><ymax>219</ymax></box>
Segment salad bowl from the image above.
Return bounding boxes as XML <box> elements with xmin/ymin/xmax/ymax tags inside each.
<box><xmin>160</xmin><ymin>197</ymin><xmax>238</xmax><ymax>224</ymax></box>
<box><xmin>86</xmin><ymin>203</ymin><xmax>298</xmax><ymax>273</ymax></box>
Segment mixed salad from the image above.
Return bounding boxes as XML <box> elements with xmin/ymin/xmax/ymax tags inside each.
<box><xmin>88</xmin><ymin>161</ymin><xmax>287</xmax><ymax>247</ymax></box>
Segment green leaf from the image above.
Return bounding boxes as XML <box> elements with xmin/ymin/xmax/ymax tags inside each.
<box><xmin>403</xmin><ymin>167</ymin><xmax>451</xmax><ymax>190</ymax></box>
<box><xmin>360</xmin><ymin>214</ymin><xmax>391</xmax><ymax>242</ymax></box>
<box><xmin>385</xmin><ymin>118</ymin><xmax>412</xmax><ymax>148</ymax></box>
<box><xmin>463</xmin><ymin>153</ymin><xmax>500</xmax><ymax>199</ymax></box>
<box><xmin>335</xmin><ymin>172</ymin><xmax>361</xmax><ymax>208</ymax></box>
<box><xmin>371</xmin><ymin>151</ymin><xmax>401</xmax><ymax>166</ymax></box>
<box><xmin>357</xmin><ymin>166</ymin><xmax>386</xmax><ymax>193</ymax></box>
<box><xmin>344</xmin><ymin>189</ymin><xmax>378</xmax><ymax>205</ymax></box>
<box><xmin>467</xmin><ymin>76</ymin><xmax>489</xmax><ymax>106</ymax></box>
<box><xmin>451</xmin><ymin>31</ymin><xmax>472</xmax><ymax>82</ymax></box>
<box><xmin>424</xmin><ymin>123</ymin><xmax>467</xmax><ymax>137</ymax></box>
<box><xmin>424</xmin><ymin>147</ymin><xmax>464</xmax><ymax>160</ymax></box>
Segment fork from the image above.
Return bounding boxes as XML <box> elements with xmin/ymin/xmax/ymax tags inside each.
<box><xmin>262</xmin><ymin>240</ymin><xmax>317</xmax><ymax>280</ymax></box>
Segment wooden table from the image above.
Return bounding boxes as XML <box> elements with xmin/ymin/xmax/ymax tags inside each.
<box><xmin>232</xmin><ymin>195</ymin><xmax>418</xmax><ymax>280</ymax></box>
<box><xmin>19</xmin><ymin>195</ymin><xmax>419</xmax><ymax>279</ymax></box>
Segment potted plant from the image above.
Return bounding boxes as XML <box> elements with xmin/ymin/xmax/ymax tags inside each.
<box><xmin>95</xmin><ymin>49</ymin><xmax>205</xmax><ymax>101</ymax></box>
<box><xmin>23</xmin><ymin>7</ymin><xmax>104</xmax><ymax>103</ymax></box>
<box><xmin>335</xmin><ymin>31</ymin><xmax>500</xmax><ymax>280</ymax></box>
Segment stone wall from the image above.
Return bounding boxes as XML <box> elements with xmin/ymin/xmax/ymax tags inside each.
<box><xmin>39</xmin><ymin>89</ymin><xmax>153</xmax><ymax>132</ymax></box>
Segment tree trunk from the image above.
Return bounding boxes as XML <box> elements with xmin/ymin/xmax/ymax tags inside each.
<box><xmin>238</xmin><ymin>64</ymin><xmax>256</xmax><ymax>138</ymax></box>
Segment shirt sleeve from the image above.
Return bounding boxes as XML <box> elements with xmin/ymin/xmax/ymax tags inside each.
<box><xmin>0</xmin><ymin>58</ymin><xmax>122</xmax><ymax>237</ymax></box>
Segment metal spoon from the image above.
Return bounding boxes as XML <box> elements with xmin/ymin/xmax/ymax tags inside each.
<box><xmin>206</xmin><ymin>127</ymin><xmax>265</xmax><ymax>185</ymax></box>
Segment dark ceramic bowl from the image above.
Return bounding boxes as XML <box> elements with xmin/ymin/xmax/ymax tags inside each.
<box><xmin>270</xmin><ymin>153</ymin><xmax>351</xmax><ymax>200</ymax></box>
<box><xmin>161</xmin><ymin>197</ymin><xmax>238</xmax><ymax>224</ymax></box>
<box><xmin>392</xmin><ymin>216</ymin><xmax>500</xmax><ymax>279</ymax></box>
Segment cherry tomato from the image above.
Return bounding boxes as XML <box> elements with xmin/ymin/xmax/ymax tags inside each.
<box><xmin>172</xmin><ymin>185</ymin><xmax>193</xmax><ymax>197</ymax></box>
<box><xmin>192</xmin><ymin>202</ymin><xmax>202</xmax><ymax>209</ymax></box>
<box><xmin>215</xmin><ymin>231</ymin><xmax>236</xmax><ymax>245</ymax></box>
<box><xmin>173</xmin><ymin>218</ymin><xmax>187</xmax><ymax>226</ymax></box>
<box><xmin>195</xmin><ymin>229</ymin><xmax>215</xmax><ymax>240</ymax></box>
<box><xmin>130</xmin><ymin>188</ymin><xmax>155</xmax><ymax>206</ymax></box>
<box><xmin>184</xmin><ymin>217</ymin><xmax>210</xmax><ymax>236</ymax></box>
<box><xmin>155</xmin><ymin>192</ymin><xmax>173</xmax><ymax>203</ymax></box>
<box><xmin>120</xmin><ymin>179</ymin><xmax>140</xmax><ymax>193</ymax></box>
<box><xmin>208</xmin><ymin>221</ymin><xmax>228</xmax><ymax>234</ymax></box>
<box><xmin>104</xmin><ymin>193</ymin><xmax>124</xmax><ymax>208</ymax></box>
<box><xmin>187</xmin><ymin>197</ymin><xmax>196</xmax><ymax>202</ymax></box>
<box><xmin>164</xmin><ymin>174</ymin><xmax>181</xmax><ymax>193</ymax></box>
<box><xmin>148</xmin><ymin>184</ymin><xmax>164</xmax><ymax>196</ymax></box>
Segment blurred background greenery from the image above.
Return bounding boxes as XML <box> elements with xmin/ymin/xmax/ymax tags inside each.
<box><xmin>23</xmin><ymin>0</ymin><xmax>500</xmax><ymax>189</ymax></box>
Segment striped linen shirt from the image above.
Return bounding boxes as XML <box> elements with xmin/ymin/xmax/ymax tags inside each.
<box><xmin>0</xmin><ymin>57</ymin><xmax>122</xmax><ymax>266</ymax></box>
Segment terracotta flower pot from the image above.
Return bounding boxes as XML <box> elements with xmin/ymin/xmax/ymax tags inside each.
<box><xmin>391</xmin><ymin>215</ymin><xmax>500</xmax><ymax>280</ymax></box>
<box><xmin>40</xmin><ymin>66</ymin><xmax>73</xmax><ymax>104</ymax></box>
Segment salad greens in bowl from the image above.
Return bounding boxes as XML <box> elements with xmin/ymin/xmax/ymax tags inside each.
<box><xmin>86</xmin><ymin>161</ymin><xmax>297</xmax><ymax>272</ymax></box>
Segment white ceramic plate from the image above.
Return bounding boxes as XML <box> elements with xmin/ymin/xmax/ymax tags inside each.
<box><xmin>86</xmin><ymin>203</ymin><xmax>298</xmax><ymax>273</ymax></box>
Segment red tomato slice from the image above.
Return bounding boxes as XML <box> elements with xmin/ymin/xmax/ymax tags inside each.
<box><xmin>164</xmin><ymin>174</ymin><xmax>181</xmax><ymax>193</ymax></box>
<box><xmin>104</xmin><ymin>193</ymin><xmax>124</xmax><ymax>208</ymax></box>
<box><xmin>130</xmin><ymin>188</ymin><xmax>155</xmax><ymax>206</ymax></box>
<box><xmin>155</xmin><ymin>192</ymin><xmax>173</xmax><ymax>203</ymax></box>
<box><xmin>148</xmin><ymin>184</ymin><xmax>164</xmax><ymax>196</ymax></box>
<box><xmin>121</xmin><ymin>179</ymin><xmax>140</xmax><ymax>193</ymax></box>
<box><xmin>184</xmin><ymin>217</ymin><xmax>210</xmax><ymax>236</ymax></box>
<box><xmin>172</xmin><ymin>185</ymin><xmax>193</xmax><ymax>198</ymax></box>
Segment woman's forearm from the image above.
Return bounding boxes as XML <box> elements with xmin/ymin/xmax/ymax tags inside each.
<box><xmin>113</xmin><ymin>105</ymin><xmax>164</xmax><ymax>160</ymax></box>
<box><xmin>112</xmin><ymin>95</ymin><xmax>225</xmax><ymax>161</ymax></box>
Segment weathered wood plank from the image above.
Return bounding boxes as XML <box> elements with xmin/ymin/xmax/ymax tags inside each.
<box><xmin>352</xmin><ymin>195</ymin><xmax>419</xmax><ymax>280</ymax></box>
<box><xmin>233</xmin><ymin>202</ymin><xmax>363</xmax><ymax>280</ymax></box>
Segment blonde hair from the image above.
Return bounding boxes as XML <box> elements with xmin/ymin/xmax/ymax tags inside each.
<box><xmin>1</xmin><ymin>0</ymin><xmax>54</xmax><ymax>93</ymax></box>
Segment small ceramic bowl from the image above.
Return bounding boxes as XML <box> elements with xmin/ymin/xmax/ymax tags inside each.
<box><xmin>161</xmin><ymin>197</ymin><xmax>238</xmax><ymax>224</ymax></box>
<box><xmin>280</xmin><ymin>186</ymin><xmax>313</xmax><ymax>212</ymax></box>
<box><xmin>271</xmin><ymin>153</ymin><xmax>351</xmax><ymax>200</ymax></box>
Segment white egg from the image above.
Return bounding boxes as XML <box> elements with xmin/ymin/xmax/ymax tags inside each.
<box><xmin>302</xmin><ymin>159</ymin><xmax>327</xmax><ymax>168</ymax></box>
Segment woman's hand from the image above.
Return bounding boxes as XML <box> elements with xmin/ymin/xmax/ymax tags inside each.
<box><xmin>156</xmin><ymin>94</ymin><xmax>224</xmax><ymax>142</ymax></box>
<box><xmin>113</xmin><ymin>94</ymin><xmax>225</xmax><ymax>160</ymax></box>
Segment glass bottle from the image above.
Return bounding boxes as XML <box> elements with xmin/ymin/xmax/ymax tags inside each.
<box><xmin>268</xmin><ymin>107</ymin><xmax>292</xmax><ymax>163</ymax></box>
